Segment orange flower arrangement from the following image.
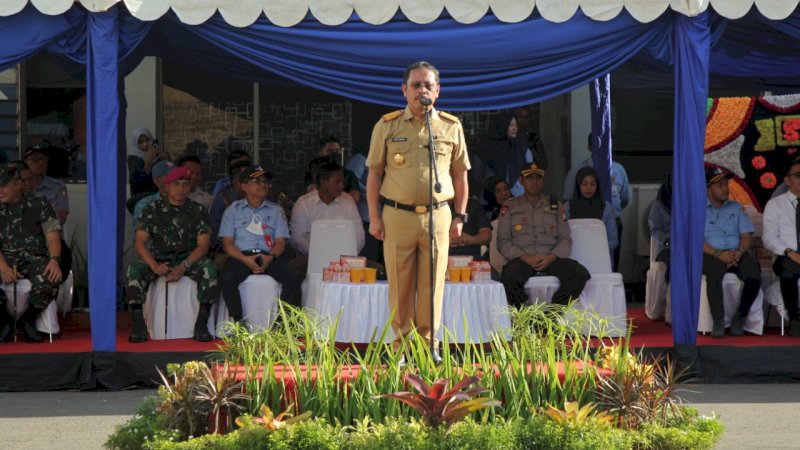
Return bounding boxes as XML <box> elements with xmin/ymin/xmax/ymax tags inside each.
<box><xmin>705</xmin><ymin>97</ymin><xmax>755</xmax><ymax>152</ymax></box>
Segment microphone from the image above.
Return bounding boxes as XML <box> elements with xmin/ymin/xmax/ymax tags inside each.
<box><xmin>420</xmin><ymin>97</ymin><xmax>432</xmax><ymax>107</ymax></box>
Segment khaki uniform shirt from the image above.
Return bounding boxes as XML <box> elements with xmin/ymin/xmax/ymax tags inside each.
<box><xmin>366</xmin><ymin>106</ymin><xmax>470</xmax><ymax>205</ymax></box>
<box><xmin>497</xmin><ymin>195</ymin><xmax>572</xmax><ymax>260</ymax></box>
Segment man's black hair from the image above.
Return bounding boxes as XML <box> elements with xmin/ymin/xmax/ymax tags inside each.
<box><xmin>177</xmin><ymin>155</ymin><xmax>202</xmax><ymax>166</ymax></box>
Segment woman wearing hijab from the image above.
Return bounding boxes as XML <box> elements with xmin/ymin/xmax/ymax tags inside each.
<box><xmin>126</xmin><ymin>127</ymin><xmax>162</xmax><ymax>213</ymax></box>
<box><xmin>565</xmin><ymin>166</ymin><xmax>619</xmax><ymax>261</ymax></box>
<box><xmin>648</xmin><ymin>175</ymin><xmax>672</xmax><ymax>261</ymax></box>
<box><xmin>483</xmin><ymin>177</ymin><xmax>514</xmax><ymax>221</ymax></box>
<box><xmin>480</xmin><ymin>112</ymin><xmax>548</xmax><ymax>197</ymax></box>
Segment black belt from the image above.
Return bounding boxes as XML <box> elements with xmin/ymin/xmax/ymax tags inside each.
<box><xmin>382</xmin><ymin>198</ymin><xmax>448</xmax><ymax>214</ymax></box>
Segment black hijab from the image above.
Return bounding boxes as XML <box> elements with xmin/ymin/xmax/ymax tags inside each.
<box><xmin>571</xmin><ymin>166</ymin><xmax>605</xmax><ymax>219</ymax></box>
<box><xmin>482</xmin><ymin>113</ymin><xmax>528</xmax><ymax>184</ymax></box>
<box><xmin>657</xmin><ymin>175</ymin><xmax>672</xmax><ymax>213</ymax></box>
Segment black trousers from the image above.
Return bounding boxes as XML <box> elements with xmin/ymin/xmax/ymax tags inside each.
<box><xmin>501</xmin><ymin>257</ymin><xmax>590</xmax><ymax>307</ymax></box>
<box><xmin>703</xmin><ymin>252</ymin><xmax>761</xmax><ymax>322</ymax></box>
<box><xmin>661</xmin><ymin>249</ymin><xmax>761</xmax><ymax>323</ymax></box>
<box><xmin>221</xmin><ymin>254</ymin><xmax>303</xmax><ymax>321</ymax></box>
<box><xmin>612</xmin><ymin>218</ymin><xmax>622</xmax><ymax>272</ymax></box>
<box><xmin>774</xmin><ymin>256</ymin><xmax>800</xmax><ymax>321</ymax></box>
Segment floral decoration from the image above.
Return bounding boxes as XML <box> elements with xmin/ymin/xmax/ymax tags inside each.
<box><xmin>789</xmin><ymin>148</ymin><xmax>798</xmax><ymax>155</ymax></box>
<box><xmin>760</xmin><ymin>172</ymin><xmax>777</xmax><ymax>189</ymax></box>
<box><xmin>705</xmin><ymin>97</ymin><xmax>755</xmax><ymax>152</ymax></box>
<box><xmin>751</xmin><ymin>156</ymin><xmax>766</xmax><ymax>170</ymax></box>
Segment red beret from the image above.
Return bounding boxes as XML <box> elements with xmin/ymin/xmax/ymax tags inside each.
<box><xmin>163</xmin><ymin>166</ymin><xmax>191</xmax><ymax>185</ymax></box>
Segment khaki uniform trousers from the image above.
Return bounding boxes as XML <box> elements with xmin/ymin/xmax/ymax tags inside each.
<box><xmin>382</xmin><ymin>204</ymin><xmax>451</xmax><ymax>348</ymax></box>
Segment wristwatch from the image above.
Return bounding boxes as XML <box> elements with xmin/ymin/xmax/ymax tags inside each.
<box><xmin>182</xmin><ymin>259</ymin><xmax>192</xmax><ymax>270</ymax></box>
<box><xmin>49</xmin><ymin>255</ymin><xmax>61</xmax><ymax>263</ymax></box>
<box><xmin>785</xmin><ymin>248</ymin><xmax>794</xmax><ymax>257</ymax></box>
<box><xmin>454</xmin><ymin>212</ymin><xmax>469</xmax><ymax>223</ymax></box>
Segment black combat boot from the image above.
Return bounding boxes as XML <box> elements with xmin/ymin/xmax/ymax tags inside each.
<box><xmin>194</xmin><ymin>304</ymin><xmax>213</xmax><ymax>342</ymax></box>
<box><xmin>0</xmin><ymin>306</ymin><xmax>14</xmax><ymax>343</ymax></box>
<box><xmin>128</xmin><ymin>306</ymin><xmax>148</xmax><ymax>343</ymax></box>
<box><xmin>19</xmin><ymin>306</ymin><xmax>43</xmax><ymax>343</ymax></box>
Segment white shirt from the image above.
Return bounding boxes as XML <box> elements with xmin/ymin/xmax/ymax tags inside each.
<box><xmin>290</xmin><ymin>190</ymin><xmax>364</xmax><ymax>255</ymax></box>
<box><xmin>189</xmin><ymin>188</ymin><xmax>214</xmax><ymax>211</ymax></box>
<box><xmin>763</xmin><ymin>190</ymin><xmax>800</xmax><ymax>256</ymax></box>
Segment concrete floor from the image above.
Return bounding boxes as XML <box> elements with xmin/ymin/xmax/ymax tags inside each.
<box><xmin>0</xmin><ymin>384</ymin><xmax>798</xmax><ymax>449</ymax></box>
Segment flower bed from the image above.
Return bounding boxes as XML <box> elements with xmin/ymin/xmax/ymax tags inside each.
<box><xmin>106</xmin><ymin>303</ymin><xmax>723</xmax><ymax>450</ymax></box>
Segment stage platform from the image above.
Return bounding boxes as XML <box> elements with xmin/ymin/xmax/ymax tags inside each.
<box><xmin>1</xmin><ymin>307</ymin><xmax>800</xmax><ymax>391</ymax></box>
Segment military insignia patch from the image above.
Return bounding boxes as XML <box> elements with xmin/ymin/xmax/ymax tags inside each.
<box><xmin>500</xmin><ymin>206</ymin><xmax>509</xmax><ymax>216</ymax></box>
<box><xmin>514</xmin><ymin>224</ymin><xmax>523</xmax><ymax>231</ymax></box>
<box><xmin>393</xmin><ymin>153</ymin><xmax>405</xmax><ymax>165</ymax></box>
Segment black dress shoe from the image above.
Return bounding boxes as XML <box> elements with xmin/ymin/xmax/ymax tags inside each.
<box><xmin>128</xmin><ymin>309</ymin><xmax>148</xmax><ymax>343</ymax></box>
<box><xmin>193</xmin><ymin>307</ymin><xmax>213</xmax><ymax>342</ymax></box>
<box><xmin>19</xmin><ymin>308</ymin><xmax>43</xmax><ymax>343</ymax></box>
<box><xmin>0</xmin><ymin>323</ymin><xmax>14</xmax><ymax>343</ymax></box>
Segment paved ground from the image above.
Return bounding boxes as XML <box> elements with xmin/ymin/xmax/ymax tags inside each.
<box><xmin>0</xmin><ymin>384</ymin><xmax>799</xmax><ymax>449</ymax></box>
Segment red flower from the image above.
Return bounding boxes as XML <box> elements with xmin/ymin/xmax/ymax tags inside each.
<box><xmin>751</xmin><ymin>156</ymin><xmax>767</xmax><ymax>170</ymax></box>
<box><xmin>761</xmin><ymin>172</ymin><xmax>777</xmax><ymax>189</ymax></box>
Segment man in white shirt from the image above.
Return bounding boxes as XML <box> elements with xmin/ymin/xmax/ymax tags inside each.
<box><xmin>290</xmin><ymin>162</ymin><xmax>364</xmax><ymax>272</ymax></box>
<box><xmin>763</xmin><ymin>157</ymin><xmax>800</xmax><ymax>336</ymax></box>
<box><xmin>179</xmin><ymin>156</ymin><xmax>214</xmax><ymax>211</ymax></box>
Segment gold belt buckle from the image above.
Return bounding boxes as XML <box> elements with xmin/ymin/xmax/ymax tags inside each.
<box><xmin>415</xmin><ymin>205</ymin><xmax>428</xmax><ymax>214</ymax></box>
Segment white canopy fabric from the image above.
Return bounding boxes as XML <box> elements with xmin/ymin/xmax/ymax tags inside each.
<box><xmin>0</xmin><ymin>0</ymin><xmax>797</xmax><ymax>26</ymax></box>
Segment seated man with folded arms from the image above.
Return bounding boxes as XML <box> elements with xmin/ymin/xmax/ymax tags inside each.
<box><xmin>763</xmin><ymin>157</ymin><xmax>800</xmax><ymax>337</ymax></box>
<box><xmin>0</xmin><ymin>163</ymin><xmax>62</xmax><ymax>342</ymax></box>
<box><xmin>220</xmin><ymin>166</ymin><xmax>303</xmax><ymax>323</ymax></box>
<box><xmin>497</xmin><ymin>163</ymin><xmax>589</xmax><ymax>307</ymax></box>
<box><xmin>126</xmin><ymin>167</ymin><xmax>219</xmax><ymax>343</ymax></box>
<box><xmin>290</xmin><ymin>162</ymin><xmax>364</xmax><ymax>273</ymax></box>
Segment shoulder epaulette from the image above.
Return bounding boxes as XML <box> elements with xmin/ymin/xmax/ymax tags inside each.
<box><xmin>548</xmin><ymin>195</ymin><xmax>560</xmax><ymax>211</ymax></box>
<box><xmin>382</xmin><ymin>110</ymin><xmax>404</xmax><ymax>122</ymax></box>
<box><xmin>437</xmin><ymin>111</ymin><xmax>460</xmax><ymax>123</ymax></box>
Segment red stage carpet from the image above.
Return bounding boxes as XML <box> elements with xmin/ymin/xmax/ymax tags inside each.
<box><xmin>1</xmin><ymin>307</ymin><xmax>800</xmax><ymax>390</ymax></box>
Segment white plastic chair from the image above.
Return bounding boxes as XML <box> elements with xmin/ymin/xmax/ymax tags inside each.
<box><xmin>301</xmin><ymin>219</ymin><xmax>358</xmax><ymax>308</ymax></box>
<box><xmin>144</xmin><ymin>276</ymin><xmax>214</xmax><ymax>340</ymax></box>
<box><xmin>645</xmin><ymin>237</ymin><xmax>668</xmax><ymax>320</ymax></box>
<box><xmin>214</xmin><ymin>275</ymin><xmax>281</xmax><ymax>336</ymax></box>
<box><xmin>666</xmin><ymin>273</ymin><xmax>765</xmax><ymax>335</ymax></box>
<box><xmin>56</xmin><ymin>271</ymin><xmax>73</xmax><ymax>316</ymax></box>
<box><xmin>1</xmin><ymin>279</ymin><xmax>59</xmax><ymax>342</ymax></box>
<box><xmin>764</xmin><ymin>277</ymin><xmax>800</xmax><ymax>336</ymax></box>
<box><xmin>488</xmin><ymin>219</ymin><xmax>506</xmax><ymax>275</ymax></box>
<box><xmin>565</xmin><ymin>218</ymin><xmax>627</xmax><ymax>337</ymax></box>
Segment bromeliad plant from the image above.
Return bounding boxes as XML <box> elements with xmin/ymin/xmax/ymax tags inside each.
<box><xmin>373</xmin><ymin>374</ymin><xmax>501</xmax><ymax>430</ymax></box>
<box><xmin>235</xmin><ymin>404</ymin><xmax>312</xmax><ymax>431</ymax></box>
<box><xmin>540</xmin><ymin>400</ymin><xmax>614</xmax><ymax>428</ymax></box>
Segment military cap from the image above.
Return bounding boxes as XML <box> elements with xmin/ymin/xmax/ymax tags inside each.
<box><xmin>705</xmin><ymin>166</ymin><xmax>733</xmax><ymax>186</ymax></box>
<box><xmin>239</xmin><ymin>165</ymin><xmax>273</xmax><ymax>183</ymax></box>
<box><xmin>151</xmin><ymin>160</ymin><xmax>175</xmax><ymax>180</ymax></box>
<box><xmin>520</xmin><ymin>162</ymin><xmax>545</xmax><ymax>177</ymax></box>
<box><xmin>23</xmin><ymin>146</ymin><xmax>47</xmax><ymax>161</ymax></box>
<box><xmin>0</xmin><ymin>164</ymin><xmax>18</xmax><ymax>186</ymax></box>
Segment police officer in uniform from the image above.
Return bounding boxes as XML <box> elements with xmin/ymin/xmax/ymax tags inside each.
<box><xmin>0</xmin><ymin>164</ymin><xmax>62</xmax><ymax>342</ymax></box>
<box><xmin>498</xmin><ymin>163</ymin><xmax>589</xmax><ymax>307</ymax></box>
<box><xmin>126</xmin><ymin>166</ymin><xmax>219</xmax><ymax>343</ymax></box>
<box><xmin>366</xmin><ymin>61</ymin><xmax>470</xmax><ymax>356</ymax></box>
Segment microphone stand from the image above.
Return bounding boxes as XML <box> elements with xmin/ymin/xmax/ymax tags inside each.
<box><xmin>423</xmin><ymin>99</ymin><xmax>442</xmax><ymax>363</ymax></box>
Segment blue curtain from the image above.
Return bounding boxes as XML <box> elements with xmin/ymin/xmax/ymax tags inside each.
<box><xmin>590</xmin><ymin>75</ymin><xmax>613</xmax><ymax>203</ymax></box>
<box><xmin>176</xmin><ymin>11</ymin><xmax>671</xmax><ymax>110</ymax></box>
<box><xmin>0</xmin><ymin>5</ymin><xmax>84</xmax><ymax>72</ymax></box>
<box><xmin>670</xmin><ymin>13</ymin><xmax>710</xmax><ymax>345</ymax></box>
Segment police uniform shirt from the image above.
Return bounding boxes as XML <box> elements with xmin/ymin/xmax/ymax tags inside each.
<box><xmin>496</xmin><ymin>195</ymin><xmax>571</xmax><ymax>260</ymax></box>
<box><xmin>219</xmin><ymin>198</ymin><xmax>288</xmax><ymax>253</ymax></box>
<box><xmin>35</xmin><ymin>176</ymin><xmax>69</xmax><ymax>212</ymax></box>
<box><xmin>704</xmin><ymin>199</ymin><xmax>754</xmax><ymax>251</ymax></box>
<box><xmin>366</xmin><ymin>106</ymin><xmax>470</xmax><ymax>205</ymax></box>
<box><xmin>0</xmin><ymin>191</ymin><xmax>60</xmax><ymax>256</ymax></box>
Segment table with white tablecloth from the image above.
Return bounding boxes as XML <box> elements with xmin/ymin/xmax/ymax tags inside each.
<box><xmin>310</xmin><ymin>280</ymin><xmax>512</xmax><ymax>343</ymax></box>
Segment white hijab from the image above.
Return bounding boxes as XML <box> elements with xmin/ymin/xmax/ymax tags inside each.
<box><xmin>130</xmin><ymin>126</ymin><xmax>154</xmax><ymax>159</ymax></box>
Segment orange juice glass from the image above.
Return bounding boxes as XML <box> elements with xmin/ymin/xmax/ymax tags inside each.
<box><xmin>448</xmin><ymin>267</ymin><xmax>462</xmax><ymax>282</ymax></box>
<box><xmin>460</xmin><ymin>267</ymin><xmax>473</xmax><ymax>283</ymax></box>
<box><xmin>363</xmin><ymin>268</ymin><xmax>377</xmax><ymax>283</ymax></box>
<box><xmin>349</xmin><ymin>267</ymin><xmax>363</xmax><ymax>283</ymax></box>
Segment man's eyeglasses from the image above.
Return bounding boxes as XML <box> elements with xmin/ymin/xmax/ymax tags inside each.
<box><xmin>408</xmin><ymin>81</ymin><xmax>437</xmax><ymax>90</ymax></box>
<box><xmin>788</xmin><ymin>173</ymin><xmax>800</xmax><ymax>179</ymax></box>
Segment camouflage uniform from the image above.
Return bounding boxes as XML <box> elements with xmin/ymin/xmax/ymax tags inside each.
<box><xmin>0</xmin><ymin>191</ymin><xmax>61</xmax><ymax>309</ymax></box>
<box><xmin>126</xmin><ymin>197</ymin><xmax>218</xmax><ymax>306</ymax></box>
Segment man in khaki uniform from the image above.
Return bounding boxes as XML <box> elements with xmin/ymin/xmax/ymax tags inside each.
<box><xmin>497</xmin><ymin>163</ymin><xmax>589</xmax><ymax>307</ymax></box>
<box><xmin>366</xmin><ymin>61</ymin><xmax>470</xmax><ymax>355</ymax></box>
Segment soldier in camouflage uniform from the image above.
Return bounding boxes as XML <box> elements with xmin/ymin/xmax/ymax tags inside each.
<box><xmin>0</xmin><ymin>164</ymin><xmax>63</xmax><ymax>343</ymax></box>
<box><xmin>126</xmin><ymin>166</ymin><xmax>219</xmax><ymax>343</ymax></box>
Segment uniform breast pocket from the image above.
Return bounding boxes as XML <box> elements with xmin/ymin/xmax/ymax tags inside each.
<box><xmin>542</xmin><ymin>212</ymin><xmax>559</xmax><ymax>234</ymax></box>
<box><xmin>387</xmin><ymin>141</ymin><xmax>411</xmax><ymax>169</ymax></box>
<box><xmin>433</xmin><ymin>139</ymin><xmax>454</xmax><ymax>164</ymax></box>
<box><xmin>510</xmin><ymin>212</ymin><xmax>528</xmax><ymax>235</ymax></box>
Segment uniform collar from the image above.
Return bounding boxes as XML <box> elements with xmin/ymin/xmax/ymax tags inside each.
<box><xmin>239</xmin><ymin>198</ymin><xmax>270</xmax><ymax>210</ymax></box>
<box><xmin>402</xmin><ymin>106</ymin><xmax>438</xmax><ymax>122</ymax></box>
<box><xmin>706</xmin><ymin>198</ymin><xmax>730</xmax><ymax>209</ymax></box>
<box><xmin>313</xmin><ymin>190</ymin><xmax>341</xmax><ymax>205</ymax></box>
